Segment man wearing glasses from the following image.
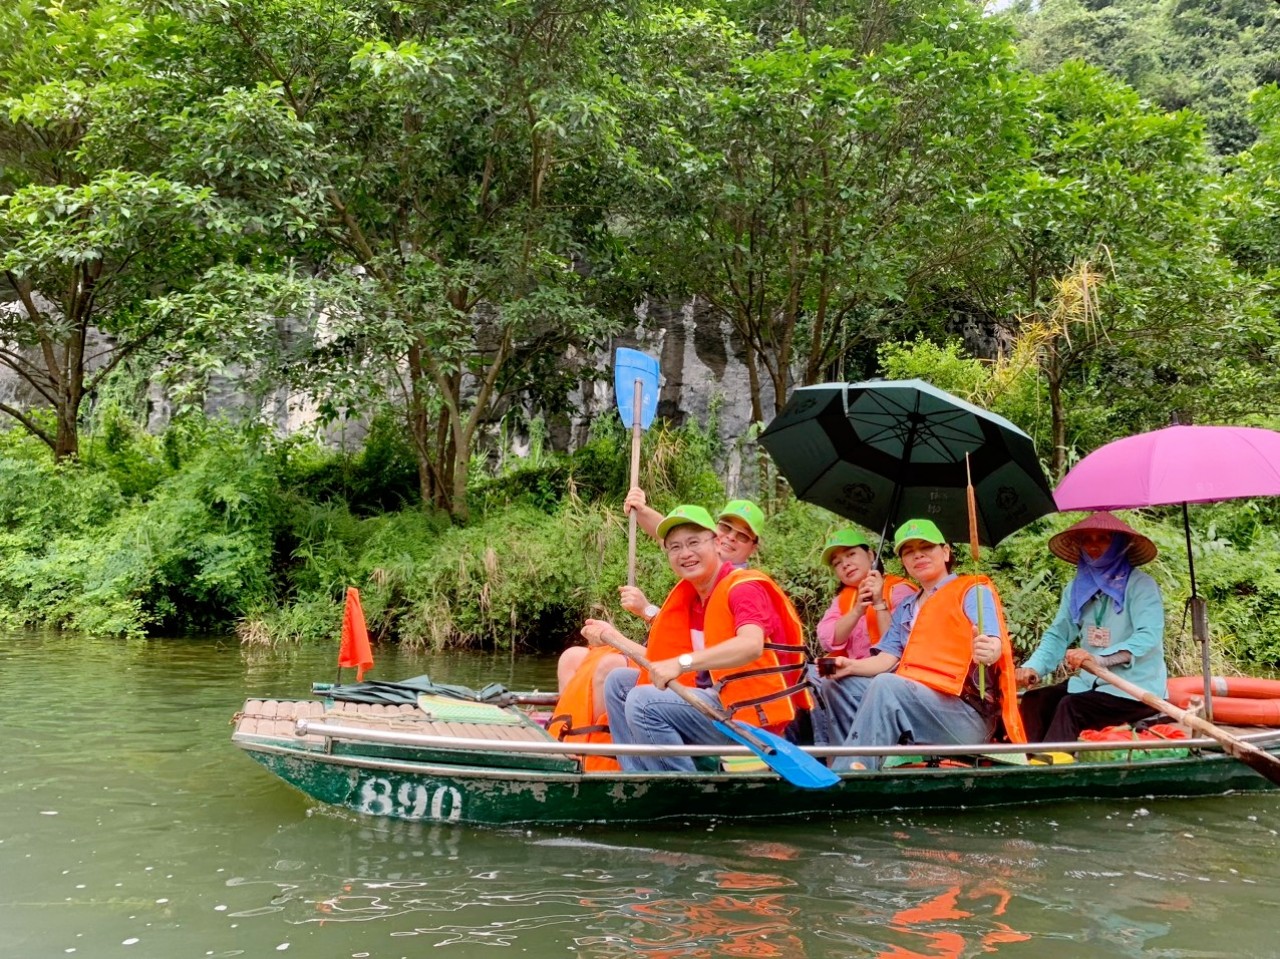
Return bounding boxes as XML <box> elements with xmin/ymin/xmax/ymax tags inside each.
<box><xmin>554</xmin><ymin>489</ymin><xmax>765</xmax><ymax>704</ymax></box>
<box><xmin>580</xmin><ymin>505</ymin><xmax>807</xmax><ymax>772</ymax></box>
<box><xmin>619</xmin><ymin>487</ymin><xmax>763</xmax><ymax>624</ymax></box>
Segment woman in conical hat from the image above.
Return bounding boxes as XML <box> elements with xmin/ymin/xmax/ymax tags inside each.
<box><xmin>1016</xmin><ymin>512</ymin><xmax>1167</xmax><ymax>743</ymax></box>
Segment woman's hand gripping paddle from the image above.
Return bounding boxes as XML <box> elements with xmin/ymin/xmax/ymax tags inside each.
<box><xmin>1077</xmin><ymin>658</ymin><xmax>1280</xmax><ymax>786</ymax></box>
<box><xmin>598</xmin><ymin>634</ymin><xmax>840</xmax><ymax>790</ymax></box>
<box><xmin>614</xmin><ymin>349</ymin><xmax>660</xmax><ymax>587</ymax></box>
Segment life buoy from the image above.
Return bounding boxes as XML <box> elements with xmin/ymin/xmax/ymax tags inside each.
<box><xmin>1167</xmin><ymin>676</ymin><xmax>1280</xmax><ymax>726</ymax></box>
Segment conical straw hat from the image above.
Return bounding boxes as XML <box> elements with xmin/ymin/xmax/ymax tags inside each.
<box><xmin>1048</xmin><ymin>511</ymin><xmax>1157</xmax><ymax>566</ymax></box>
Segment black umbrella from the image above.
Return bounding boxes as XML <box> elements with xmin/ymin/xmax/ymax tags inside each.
<box><xmin>759</xmin><ymin>379</ymin><xmax>1056</xmax><ymax>548</ymax></box>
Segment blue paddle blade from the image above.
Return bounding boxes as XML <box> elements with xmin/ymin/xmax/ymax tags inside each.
<box><xmin>714</xmin><ymin>719</ymin><xmax>840</xmax><ymax>790</ymax></box>
<box><xmin>614</xmin><ymin>348</ymin><xmax>660</xmax><ymax>429</ymax></box>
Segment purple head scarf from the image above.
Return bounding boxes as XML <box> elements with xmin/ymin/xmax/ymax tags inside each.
<box><xmin>1068</xmin><ymin>534</ymin><xmax>1133</xmax><ymax>624</ymax></box>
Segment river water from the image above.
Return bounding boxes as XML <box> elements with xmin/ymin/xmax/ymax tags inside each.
<box><xmin>3</xmin><ymin>633</ymin><xmax>1279</xmax><ymax>959</ymax></box>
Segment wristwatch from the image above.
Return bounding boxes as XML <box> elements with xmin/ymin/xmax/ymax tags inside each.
<box><xmin>643</xmin><ymin>603</ymin><xmax>661</xmax><ymax>622</ymax></box>
<box><xmin>677</xmin><ymin>653</ymin><xmax>694</xmax><ymax>671</ymax></box>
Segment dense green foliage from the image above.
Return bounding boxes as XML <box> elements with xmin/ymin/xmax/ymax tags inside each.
<box><xmin>5</xmin><ymin>368</ymin><xmax>1280</xmax><ymax>676</ymax></box>
<box><xmin>2</xmin><ymin>0</ymin><xmax>1280</xmax><ymax>677</ymax></box>
<box><xmin>1009</xmin><ymin>0</ymin><xmax>1280</xmax><ymax>155</ymax></box>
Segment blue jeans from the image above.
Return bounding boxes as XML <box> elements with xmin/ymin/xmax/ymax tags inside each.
<box><xmin>834</xmin><ymin>672</ymin><xmax>995</xmax><ymax>772</ymax></box>
<box><xmin>809</xmin><ymin>666</ymin><xmax>873</xmax><ymax>746</ymax></box>
<box><xmin>602</xmin><ymin>666</ymin><xmax>739</xmax><ymax>772</ymax></box>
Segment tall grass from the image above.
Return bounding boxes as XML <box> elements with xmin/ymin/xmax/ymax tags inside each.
<box><xmin>4</xmin><ymin>403</ymin><xmax>1280</xmax><ymax>678</ymax></box>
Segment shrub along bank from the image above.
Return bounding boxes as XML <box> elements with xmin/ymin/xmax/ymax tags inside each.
<box><xmin>1</xmin><ymin>413</ymin><xmax>1280</xmax><ymax>675</ymax></box>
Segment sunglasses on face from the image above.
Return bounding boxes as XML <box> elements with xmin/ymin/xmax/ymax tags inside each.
<box><xmin>717</xmin><ymin>522</ymin><xmax>757</xmax><ymax>546</ymax></box>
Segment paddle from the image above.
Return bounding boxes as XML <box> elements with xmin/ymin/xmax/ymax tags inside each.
<box><xmin>598</xmin><ymin>634</ymin><xmax>840</xmax><ymax>789</ymax></box>
<box><xmin>614</xmin><ymin>348</ymin><xmax>660</xmax><ymax>587</ymax></box>
<box><xmin>965</xmin><ymin>453</ymin><xmax>986</xmax><ymax>699</ymax></box>
<box><xmin>1077</xmin><ymin>658</ymin><xmax>1280</xmax><ymax>785</ymax></box>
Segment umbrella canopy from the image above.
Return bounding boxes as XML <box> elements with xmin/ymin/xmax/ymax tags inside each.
<box><xmin>1055</xmin><ymin>424</ymin><xmax>1280</xmax><ymax>511</ymax></box>
<box><xmin>759</xmin><ymin>379</ymin><xmax>1056</xmax><ymax>547</ymax></box>
<box><xmin>1054</xmin><ymin>423</ymin><xmax>1280</xmax><ymax>720</ymax></box>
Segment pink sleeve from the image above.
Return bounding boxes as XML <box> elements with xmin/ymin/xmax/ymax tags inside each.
<box><xmin>818</xmin><ymin>593</ymin><xmax>872</xmax><ymax>658</ymax></box>
<box><xmin>816</xmin><ymin>596</ymin><xmax>842</xmax><ymax>651</ymax></box>
<box><xmin>888</xmin><ymin>582</ymin><xmax>916</xmax><ymax>609</ymax></box>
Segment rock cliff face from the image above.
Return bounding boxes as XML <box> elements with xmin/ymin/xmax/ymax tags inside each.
<box><xmin>549</xmin><ymin>297</ymin><xmax>777</xmax><ymax>498</ymax></box>
<box><xmin>0</xmin><ymin>293</ymin><xmax>1001</xmax><ymax>491</ymax></box>
<box><xmin>0</xmin><ymin>293</ymin><xmax>767</xmax><ymax>456</ymax></box>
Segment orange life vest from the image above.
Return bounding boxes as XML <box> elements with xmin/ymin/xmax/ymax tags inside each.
<box><xmin>643</xmin><ymin>567</ymin><xmax>805</xmax><ymax>728</ymax></box>
<box><xmin>836</xmin><ymin>574</ymin><xmax>918</xmax><ymax>647</ymax></box>
<box><xmin>894</xmin><ymin>575</ymin><xmax>1026</xmax><ymax>743</ymax></box>
<box><xmin>546</xmin><ymin>646</ymin><xmax>622</xmax><ymax>772</ymax></box>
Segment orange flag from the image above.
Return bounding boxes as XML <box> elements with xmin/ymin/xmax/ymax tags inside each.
<box><xmin>337</xmin><ymin>587</ymin><xmax>373</xmax><ymax>681</ymax></box>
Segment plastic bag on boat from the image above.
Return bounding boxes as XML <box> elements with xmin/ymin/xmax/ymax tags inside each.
<box><xmin>1077</xmin><ymin>723</ymin><xmax>1190</xmax><ymax>762</ymax></box>
<box><xmin>315</xmin><ymin>675</ymin><xmax>512</xmax><ymax>706</ymax></box>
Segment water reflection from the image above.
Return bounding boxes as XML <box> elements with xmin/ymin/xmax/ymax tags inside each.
<box><xmin>267</xmin><ymin>823</ymin><xmax>1041</xmax><ymax>957</ymax></box>
<box><xmin>4</xmin><ymin>634</ymin><xmax>1280</xmax><ymax>958</ymax></box>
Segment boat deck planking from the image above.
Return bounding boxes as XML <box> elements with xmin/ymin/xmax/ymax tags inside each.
<box><xmin>235</xmin><ymin>699</ymin><xmax>555</xmax><ymax>748</ymax></box>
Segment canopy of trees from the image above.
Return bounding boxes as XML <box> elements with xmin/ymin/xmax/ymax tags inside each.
<box><xmin>2</xmin><ymin>0</ymin><xmax>1280</xmax><ymax>663</ymax></box>
<box><xmin>3</xmin><ymin>0</ymin><xmax>1278</xmax><ymax>512</ymax></box>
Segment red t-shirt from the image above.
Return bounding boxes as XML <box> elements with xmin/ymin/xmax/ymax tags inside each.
<box><xmin>687</xmin><ymin>563</ymin><xmax>786</xmax><ymax>649</ymax></box>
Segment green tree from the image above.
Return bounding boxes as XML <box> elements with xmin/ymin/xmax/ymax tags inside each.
<box><xmin>952</xmin><ymin>63</ymin><xmax>1270</xmax><ymax>474</ymax></box>
<box><xmin>0</xmin><ymin>0</ymin><xmax>234</xmax><ymax>459</ymax></box>
<box><xmin>155</xmin><ymin>0</ymin><xmax>646</xmax><ymax>519</ymax></box>
<box><xmin>648</xmin><ymin>0</ymin><xmax>1028</xmax><ymax>420</ymax></box>
<box><xmin>1222</xmin><ymin>85</ymin><xmax>1280</xmax><ymax>278</ymax></box>
<box><xmin>1008</xmin><ymin>0</ymin><xmax>1280</xmax><ymax>155</ymax></box>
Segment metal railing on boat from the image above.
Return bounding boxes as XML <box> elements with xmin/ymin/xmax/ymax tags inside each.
<box><xmin>293</xmin><ymin>718</ymin><xmax>1280</xmax><ymax>761</ymax></box>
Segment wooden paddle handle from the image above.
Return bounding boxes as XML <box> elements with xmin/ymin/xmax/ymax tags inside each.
<box><xmin>1079</xmin><ymin>659</ymin><xmax>1280</xmax><ymax>783</ymax></box>
<box><xmin>597</xmin><ymin>630</ymin><xmax>729</xmax><ymax>725</ymax></box>
<box><xmin>626</xmin><ymin>378</ymin><xmax>642</xmax><ymax>588</ymax></box>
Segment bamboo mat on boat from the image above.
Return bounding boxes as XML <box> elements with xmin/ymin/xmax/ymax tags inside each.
<box><xmin>416</xmin><ymin>693</ymin><xmax>526</xmax><ymax>724</ymax></box>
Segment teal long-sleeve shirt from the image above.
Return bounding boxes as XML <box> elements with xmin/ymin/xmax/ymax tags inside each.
<box><xmin>1022</xmin><ymin>568</ymin><xmax>1167</xmax><ymax>701</ymax></box>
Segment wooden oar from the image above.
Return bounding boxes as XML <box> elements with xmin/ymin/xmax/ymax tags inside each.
<box><xmin>598</xmin><ymin>634</ymin><xmax>840</xmax><ymax>790</ymax></box>
<box><xmin>626</xmin><ymin>378</ymin><xmax>643</xmax><ymax>586</ymax></box>
<box><xmin>965</xmin><ymin>453</ymin><xmax>986</xmax><ymax>699</ymax></box>
<box><xmin>613</xmin><ymin>348</ymin><xmax>660</xmax><ymax>588</ymax></box>
<box><xmin>1078</xmin><ymin>659</ymin><xmax>1280</xmax><ymax>785</ymax></box>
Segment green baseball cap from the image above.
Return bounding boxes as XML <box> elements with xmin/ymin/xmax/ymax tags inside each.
<box><xmin>656</xmin><ymin>504</ymin><xmax>718</xmax><ymax>541</ymax></box>
<box><xmin>893</xmin><ymin>518</ymin><xmax>948</xmax><ymax>555</ymax></box>
<box><xmin>717</xmin><ymin>499</ymin><xmax>764</xmax><ymax>540</ymax></box>
<box><xmin>821</xmin><ymin>528</ymin><xmax>872</xmax><ymax>567</ymax></box>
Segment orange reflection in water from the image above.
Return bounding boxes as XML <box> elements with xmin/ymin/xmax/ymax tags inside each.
<box><xmin>618</xmin><ymin>891</ymin><xmax>804</xmax><ymax>959</ymax></box>
<box><xmin>879</xmin><ymin>881</ymin><xmax>1030</xmax><ymax>958</ymax></box>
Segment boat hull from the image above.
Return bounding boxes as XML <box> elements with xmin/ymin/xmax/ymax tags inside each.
<box><xmin>236</xmin><ymin>734</ymin><xmax>1279</xmax><ymax>828</ymax></box>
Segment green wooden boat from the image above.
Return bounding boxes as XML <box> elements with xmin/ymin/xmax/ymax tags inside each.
<box><xmin>232</xmin><ymin>691</ymin><xmax>1280</xmax><ymax>828</ymax></box>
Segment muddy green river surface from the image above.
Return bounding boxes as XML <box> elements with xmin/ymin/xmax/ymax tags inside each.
<box><xmin>2</xmin><ymin>633</ymin><xmax>1279</xmax><ymax>958</ymax></box>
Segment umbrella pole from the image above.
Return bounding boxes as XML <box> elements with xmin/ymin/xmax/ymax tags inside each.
<box><xmin>1183</xmin><ymin>501</ymin><xmax>1214</xmax><ymax>722</ymax></box>
<box><xmin>874</xmin><ymin>515</ymin><xmax>893</xmax><ymax>569</ymax></box>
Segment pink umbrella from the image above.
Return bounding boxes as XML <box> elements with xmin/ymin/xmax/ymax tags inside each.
<box><xmin>1055</xmin><ymin>424</ymin><xmax>1280</xmax><ymax>718</ymax></box>
<box><xmin>1055</xmin><ymin>425</ymin><xmax>1280</xmax><ymax>511</ymax></box>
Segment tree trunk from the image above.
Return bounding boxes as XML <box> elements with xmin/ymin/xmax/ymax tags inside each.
<box><xmin>449</xmin><ymin>442</ymin><xmax>470</xmax><ymax>524</ymax></box>
<box><xmin>54</xmin><ymin>404</ymin><xmax>79</xmax><ymax>461</ymax></box>
<box><xmin>405</xmin><ymin>343</ymin><xmax>442</xmax><ymax>509</ymax></box>
<box><xmin>743</xmin><ymin>323</ymin><xmax>764</xmax><ymax>424</ymax></box>
<box><xmin>52</xmin><ymin>319</ymin><xmax>88</xmax><ymax>462</ymax></box>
